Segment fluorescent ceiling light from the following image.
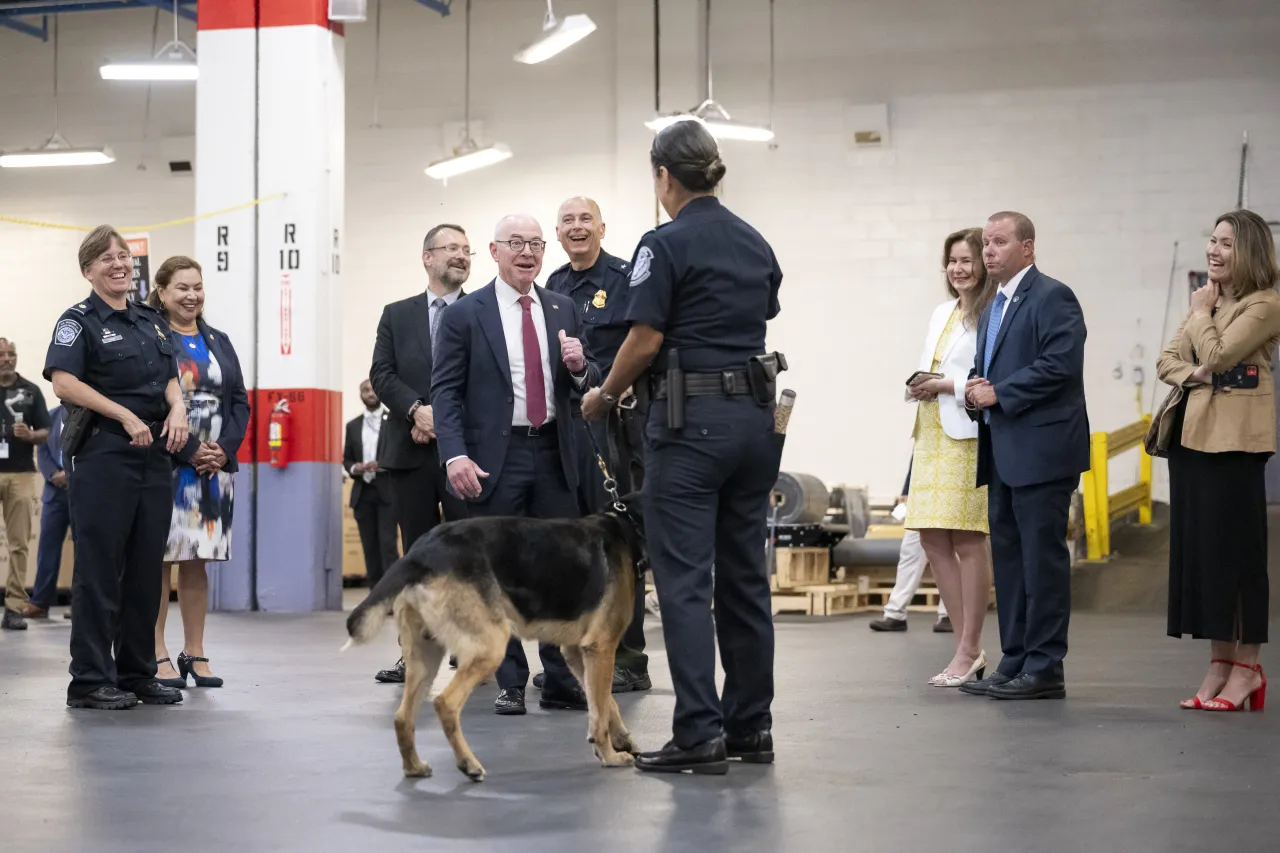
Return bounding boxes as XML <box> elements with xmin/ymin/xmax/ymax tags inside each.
<box><xmin>100</xmin><ymin>60</ymin><xmax>198</xmax><ymax>81</ymax></box>
<box><xmin>425</xmin><ymin>142</ymin><xmax>512</xmax><ymax>181</ymax></box>
<box><xmin>0</xmin><ymin>133</ymin><xmax>114</xmax><ymax>168</ymax></box>
<box><xmin>645</xmin><ymin>111</ymin><xmax>775</xmax><ymax>143</ymax></box>
<box><xmin>514</xmin><ymin>3</ymin><xmax>595</xmax><ymax>64</ymax></box>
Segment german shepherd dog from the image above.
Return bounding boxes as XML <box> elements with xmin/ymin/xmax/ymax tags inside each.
<box><xmin>344</xmin><ymin>495</ymin><xmax>647</xmax><ymax>782</ymax></box>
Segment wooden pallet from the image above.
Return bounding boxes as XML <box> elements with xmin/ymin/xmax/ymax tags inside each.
<box><xmin>770</xmin><ymin>583</ymin><xmax>869</xmax><ymax>617</ymax></box>
<box><xmin>771</xmin><ymin>547</ymin><xmax>831</xmax><ymax>589</ymax></box>
<box><xmin>861</xmin><ymin>584</ymin><xmax>941</xmax><ymax>612</ymax></box>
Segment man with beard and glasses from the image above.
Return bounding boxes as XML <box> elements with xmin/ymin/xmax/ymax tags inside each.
<box><xmin>547</xmin><ymin>197</ymin><xmax>651</xmax><ymax>693</ymax></box>
<box><xmin>367</xmin><ymin>224</ymin><xmax>471</xmax><ymax>683</ymax></box>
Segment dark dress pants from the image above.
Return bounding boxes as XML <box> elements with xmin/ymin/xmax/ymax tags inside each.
<box><xmin>644</xmin><ymin>396</ymin><xmax>784</xmax><ymax>748</ymax></box>
<box><xmin>31</xmin><ymin>487</ymin><xmax>73</xmax><ymax>610</ymax></box>
<box><xmin>987</xmin><ymin>463</ymin><xmax>1075</xmax><ymax>680</ymax></box>
<box><xmin>352</xmin><ymin>481</ymin><xmax>399</xmax><ymax>588</ymax></box>
<box><xmin>66</xmin><ymin>427</ymin><xmax>172</xmax><ymax>699</ymax></box>
<box><xmin>385</xmin><ymin>440</ymin><xmax>465</xmax><ymax>551</ymax></box>
<box><xmin>571</xmin><ymin>407</ymin><xmax>649</xmax><ymax>674</ymax></box>
<box><xmin>466</xmin><ymin>426</ymin><xmax>581</xmax><ymax>695</ymax></box>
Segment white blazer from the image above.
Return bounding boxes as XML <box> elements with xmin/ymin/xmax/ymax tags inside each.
<box><xmin>911</xmin><ymin>298</ymin><xmax>979</xmax><ymax>441</ymax></box>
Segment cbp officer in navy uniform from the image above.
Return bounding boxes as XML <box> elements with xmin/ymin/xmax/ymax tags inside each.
<box><xmin>44</xmin><ymin>225</ymin><xmax>197</xmax><ymax>710</ymax></box>
<box><xmin>582</xmin><ymin>120</ymin><xmax>786</xmax><ymax>774</ymax></box>
<box><xmin>547</xmin><ymin>196</ymin><xmax>651</xmax><ymax>693</ymax></box>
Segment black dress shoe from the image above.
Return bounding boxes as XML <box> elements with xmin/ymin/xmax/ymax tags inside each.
<box><xmin>988</xmin><ymin>672</ymin><xmax>1066</xmax><ymax>700</ymax></box>
<box><xmin>933</xmin><ymin>616</ymin><xmax>953</xmax><ymax>633</ymax></box>
<box><xmin>375</xmin><ymin>658</ymin><xmax>405</xmax><ymax>683</ymax></box>
<box><xmin>495</xmin><ymin>687</ymin><xmax>527</xmax><ymax>715</ymax></box>
<box><xmin>532</xmin><ymin>671</ymin><xmax>545</xmax><ymax>689</ymax></box>
<box><xmin>611</xmin><ymin>667</ymin><xmax>652</xmax><ymax>693</ymax></box>
<box><xmin>725</xmin><ymin>730</ymin><xmax>774</xmax><ymax>764</ymax></box>
<box><xmin>127</xmin><ymin>680</ymin><xmax>184</xmax><ymax>705</ymax></box>
<box><xmin>635</xmin><ymin>737</ymin><xmax>729</xmax><ymax>775</ymax></box>
<box><xmin>869</xmin><ymin>616</ymin><xmax>907</xmax><ymax>632</ymax></box>
<box><xmin>540</xmin><ymin>683</ymin><xmax>588</xmax><ymax>710</ymax></box>
<box><xmin>958</xmin><ymin>671</ymin><xmax>1014</xmax><ymax>696</ymax></box>
<box><xmin>2</xmin><ymin>608</ymin><xmax>27</xmax><ymax>630</ymax></box>
<box><xmin>67</xmin><ymin>686</ymin><xmax>138</xmax><ymax>710</ymax></box>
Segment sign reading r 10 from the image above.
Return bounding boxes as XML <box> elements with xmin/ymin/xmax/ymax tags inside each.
<box><xmin>280</xmin><ymin>223</ymin><xmax>300</xmax><ymax>270</ymax></box>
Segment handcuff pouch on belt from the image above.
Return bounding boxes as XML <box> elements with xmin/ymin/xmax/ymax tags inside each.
<box><xmin>747</xmin><ymin>351</ymin><xmax>788</xmax><ymax>406</ymax></box>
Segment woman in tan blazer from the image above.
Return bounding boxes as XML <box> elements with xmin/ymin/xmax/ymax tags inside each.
<box><xmin>1156</xmin><ymin>208</ymin><xmax>1280</xmax><ymax>712</ymax></box>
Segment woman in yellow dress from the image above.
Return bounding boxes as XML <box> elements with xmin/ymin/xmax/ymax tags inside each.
<box><xmin>905</xmin><ymin>228</ymin><xmax>996</xmax><ymax>687</ymax></box>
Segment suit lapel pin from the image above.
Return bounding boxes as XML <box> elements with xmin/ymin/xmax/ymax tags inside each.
<box><xmin>1012</xmin><ymin>296</ymin><xmax>1020</xmax><ymax>303</ymax></box>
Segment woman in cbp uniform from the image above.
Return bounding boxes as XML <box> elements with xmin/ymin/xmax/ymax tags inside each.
<box><xmin>582</xmin><ymin>119</ymin><xmax>786</xmax><ymax>774</ymax></box>
<box><xmin>43</xmin><ymin>225</ymin><xmax>195</xmax><ymax>710</ymax></box>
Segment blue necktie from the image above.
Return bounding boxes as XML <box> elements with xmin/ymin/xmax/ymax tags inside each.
<box><xmin>981</xmin><ymin>292</ymin><xmax>1008</xmax><ymax>424</ymax></box>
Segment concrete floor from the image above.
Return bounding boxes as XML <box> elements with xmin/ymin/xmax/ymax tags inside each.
<box><xmin>1</xmin><ymin>592</ymin><xmax>1277</xmax><ymax>853</ymax></box>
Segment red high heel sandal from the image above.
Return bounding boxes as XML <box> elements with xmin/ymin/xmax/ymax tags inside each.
<box><xmin>1180</xmin><ymin>659</ymin><xmax>1235</xmax><ymax>710</ymax></box>
<box><xmin>1203</xmin><ymin>663</ymin><xmax>1267</xmax><ymax>712</ymax></box>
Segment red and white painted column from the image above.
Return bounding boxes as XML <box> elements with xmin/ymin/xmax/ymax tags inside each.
<box><xmin>195</xmin><ymin>0</ymin><xmax>345</xmax><ymax>612</ymax></box>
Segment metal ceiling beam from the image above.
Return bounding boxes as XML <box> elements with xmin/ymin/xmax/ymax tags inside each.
<box><xmin>0</xmin><ymin>0</ymin><xmax>195</xmax><ymax>40</ymax></box>
<box><xmin>412</xmin><ymin>0</ymin><xmax>450</xmax><ymax>16</ymax></box>
<box><xmin>0</xmin><ymin>12</ymin><xmax>47</xmax><ymax>39</ymax></box>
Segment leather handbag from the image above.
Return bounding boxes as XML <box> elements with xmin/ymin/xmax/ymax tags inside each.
<box><xmin>1144</xmin><ymin>384</ymin><xmax>1184</xmax><ymax>458</ymax></box>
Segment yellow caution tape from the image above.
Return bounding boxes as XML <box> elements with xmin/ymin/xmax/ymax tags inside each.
<box><xmin>0</xmin><ymin>192</ymin><xmax>285</xmax><ymax>233</ymax></box>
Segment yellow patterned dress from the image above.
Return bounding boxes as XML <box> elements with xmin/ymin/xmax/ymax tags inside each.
<box><xmin>904</xmin><ymin>307</ymin><xmax>988</xmax><ymax>533</ymax></box>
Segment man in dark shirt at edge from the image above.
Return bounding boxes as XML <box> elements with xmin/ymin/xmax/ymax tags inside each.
<box><xmin>0</xmin><ymin>337</ymin><xmax>52</xmax><ymax>630</ymax></box>
<box><xmin>546</xmin><ymin>197</ymin><xmax>651</xmax><ymax>693</ymax></box>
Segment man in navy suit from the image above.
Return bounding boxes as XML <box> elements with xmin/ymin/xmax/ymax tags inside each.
<box><xmin>431</xmin><ymin>213</ymin><xmax>601</xmax><ymax>715</ymax></box>
<box><xmin>960</xmin><ymin>211</ymin><xmax>1089</xmax><ymax>700</ymax></box>
<box><xmin>25</xmin><ymin>404</ymin><xmax>73</xmax><ymax>619</ymax></box>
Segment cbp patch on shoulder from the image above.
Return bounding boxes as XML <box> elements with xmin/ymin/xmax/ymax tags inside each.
<box><xmin>630</xmin><ymin>246</ymin><xmax>653</xmax><ymax>287</ymax></box>
<box><xmin>54</xmin><ymin>319</ymin><xmax>81</xmax><ymax>347</ymax></box>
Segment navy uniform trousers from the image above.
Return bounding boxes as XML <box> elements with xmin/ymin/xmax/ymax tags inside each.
<box><xmin>465</xmin><ymin>426</ymin><xmax>581</xmax><ymax>695</ymax></box>
<box><xmin>571</xmin><ymin>404</ymin><xmax>648</xmax><ymax>673</ymax></box>
<box><xmin>644</xmin><ymin>394</ymin><xmax>784</xmax><ymax>747</ymax></box>
<box><xmin>67</xmin><ymin>426</ymin><xmax>172</xmax><ymax>699</ymax></box>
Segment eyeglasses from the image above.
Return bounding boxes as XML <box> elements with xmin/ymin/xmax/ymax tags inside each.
<box><xmin>495</xmin><ymin>238</ymin><xmax>546</xmax><ymax>253</ymax></box>
<box><xmin>425</xmin><ymin>244</ymin><xmax>475</xmax><ymax>257</ymax></box>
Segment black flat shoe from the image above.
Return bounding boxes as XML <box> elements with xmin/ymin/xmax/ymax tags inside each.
<box><xmin>125</xmin><ymin>680</ymin><xmax>183</xmax><ymax>705</ymax></box>
<box><xmin>178</xmin><ymin>652</ymin><xmax>223</xmax><ymax>688</ymax></box>
<box><xmin>540</xmin><ymin>683</ymin><xmax>588</xmax><ymax>711</ymax></box>
<box><xmin>868</xmin><ymin>617</ymin><xmax>906</xmax><ymax>632</ymax></box>
<box><xmin>988</xmin><ymin>672</ymin><xmax>1066</xmax><ymax>701</ymax></box>
<box><xmin>67</xmin><ymin>686</ymin><xmax>138</xmax><ymax>710</ymax></box>
<box><xmin>495</xmin><ymin>687</ymin><xmax>526</xmax><ymax>715</ymax></box>
<box><xmin>2</xmin><ymin>608</ymin><xmax>27</xmax><ymax>630</ymax></box>
<box><xmin>635</xmin><ymin>737</ymin><xmax>728</xmax><ymax>775</ymax></box>
<box><xmin>375</xmin><ymin>658</ymin><xmax>405</xmax><ymax>683</ymax></box>
<box><xmin>532</xmin><ymin>671</ymin><xmax>545</xmax><ymax>689</ymax></box>
<box><xmin>958</xmin><ymin>671</ymin><xmax>1014</xmax><ymax>696</ymax></box>
<box><xmin>933</xmin><ymin>616</ymin><xmax>953</xmax><ymax>633</ymax></box>
<box><xmin>725</xmin><ymin>730</ymin><xmax>774</xmax><ymax>764</ymax></box>
<box><xmin>154</xmin><ymin>657</ymin><xmax>186</xmax><ymax>689</ymax></box>
<box><xmin>612</xmin><ymin>667</ymin><xmax>652</xmax><ymax>693</ymax></box>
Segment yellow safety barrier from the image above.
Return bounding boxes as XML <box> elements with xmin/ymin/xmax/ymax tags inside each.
<box><xmin>0</xmin><ymin>192</ymin><xmax>285</xmax><ymax>233</ymax></box>
<box><xmin>1080</xmin><ymin>414</ymin><xmax>1153</xmax><ymax>561</ymax></box>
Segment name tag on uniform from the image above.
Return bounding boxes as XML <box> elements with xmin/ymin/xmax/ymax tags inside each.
<box><xmin>102</xmin><ymin>328</ymin><xmax>123</xmax><ymax>344</ymax></box>
<box><xmin>0</xmin><ymin>440</ymin><xmax>8</xmax><ymax>460</ymax></box>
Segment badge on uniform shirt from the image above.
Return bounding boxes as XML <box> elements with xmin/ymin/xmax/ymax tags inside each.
<box><xmin>154</xmin><ymin>324</ymin><xmax>167</xmax><ymax>341</ymax></box>
<box><xmin>630</xmin><ymin>246</ymin><xmax>653</xmax><ymax>287</ymax></box>
<box><xmin>102</xmin><ymin>328</ymin><xmax>123</xmax><ymax>344</ymax></box>
<box><xmin>54</xmin><ymin>319</ymin><xmax>81</xmax><ymax>347</ymax></box>
<box><xmin>592</xmin><ymin>289</ymin><xmax>607</xmax><ymax>309</ymax></box>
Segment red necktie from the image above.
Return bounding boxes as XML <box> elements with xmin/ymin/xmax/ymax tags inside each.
<box><xmin>518</xmin><ymin>295</ymin><xmax>547</xmax><ymax>427</ymax></box>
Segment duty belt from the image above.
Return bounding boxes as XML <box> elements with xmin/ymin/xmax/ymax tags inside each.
<box><xmin>651</xmin><ymin>369</ymin><xmax>752</xmax><ymax>400</ymax></box>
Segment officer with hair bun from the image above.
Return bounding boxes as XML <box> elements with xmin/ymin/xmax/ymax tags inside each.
<box><xmin>44</xmin><ymin>224</ymin><xmax>196</xmax><ymax>711</ymax></box>
<box><xmin>581</xmin><ymin>119</ymin><xmax>787</xmax><ymax>774</ymax></box>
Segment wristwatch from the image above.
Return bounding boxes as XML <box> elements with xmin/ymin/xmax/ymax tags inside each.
<box><xmin>406</xmin><ymin>400</ymin><xmax>423</xmax><ymax>421</ymax></box>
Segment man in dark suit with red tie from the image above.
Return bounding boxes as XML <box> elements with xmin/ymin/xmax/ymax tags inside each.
<box><xmin>366</xmin><ymin>223</ymin><xmax>471</xmax><ymax>683</ymax></box>
<box><xmin>431</xmin><ymin>213</ymin><xmax>601</xmax><ymax>715</ymax></box>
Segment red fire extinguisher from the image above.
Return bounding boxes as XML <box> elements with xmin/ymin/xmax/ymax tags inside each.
<box><xmin>267</xmin><ymin>398</ymin><xmax>292</xmax><ymax>468</ymax></box>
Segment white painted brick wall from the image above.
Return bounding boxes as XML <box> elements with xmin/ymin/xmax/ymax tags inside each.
<box><xmin>2</xmin><ymin>0</ymin><xmax>1278</xmax><ymax>503</ymax></box>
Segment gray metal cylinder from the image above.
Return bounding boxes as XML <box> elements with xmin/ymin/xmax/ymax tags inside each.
<box><xmin>771</xmin><ymin>472</ymin><xmax>829</xmax><ymax>525</ymax></box>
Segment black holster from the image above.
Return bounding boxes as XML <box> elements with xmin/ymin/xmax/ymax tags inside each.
<box><xmin>60</xmin><ymin>403</ymin><xmax>94</xmax><ymax>459</ymax></box>
<box><xmin>747</xmin><ymin>351</ymin><xmax>788</xmax><ymax>406</ymax></box>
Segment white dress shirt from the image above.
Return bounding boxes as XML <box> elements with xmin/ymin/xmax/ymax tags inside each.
<box><xmin>360</xmin><ymin>408</ymin><xmax>382</xmax><ymax>483</ymax></box>
<box><xmin>998</xmin><ymin>264</ymin><xmax>1032</xmax><ymax>305</ymax></box>
<box><xmin>496</xmin><ymin>277</ymin><xmax>558</xmax><ymax>427</ymax></box>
